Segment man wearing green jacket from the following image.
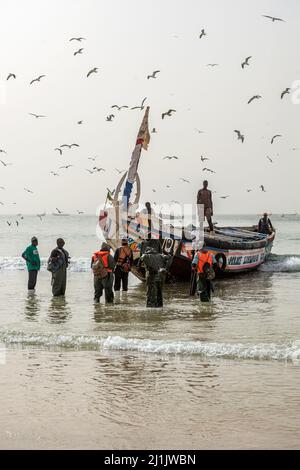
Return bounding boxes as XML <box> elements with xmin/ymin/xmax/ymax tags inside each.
<box><xmin>22</xmin><ymin>236</ymin><xmax>41</xmax><ymax>291</ymax></box>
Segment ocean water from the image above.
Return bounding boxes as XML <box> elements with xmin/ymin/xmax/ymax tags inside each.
<box><xmin>0</xmin><ymin>214</ymin><xmax>299</xmax><ymax>449</ymax></box>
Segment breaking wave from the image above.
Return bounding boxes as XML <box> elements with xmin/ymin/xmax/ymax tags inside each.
<box><xmin>0</xmin><ymin>330</ymin><xmax>299</xmax><ymax>363</ymax></box>
<box><xmin>259</xmin><ymin>254</ymin><xmax>300</xmax><ymax>272</ymax></box>
<box><xmin>0</xmin><ymin>257</ymin><xmax>90</xmax><ymax>272</ymax></box>
<box><xmin>1</xmin><ymin>253</ymin><xmax>300</xmax><ymax>273</ymax></box>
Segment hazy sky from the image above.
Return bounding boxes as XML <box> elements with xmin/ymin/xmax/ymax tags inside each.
<box><xmin>0</xmin><ymin>0</ymin><xmax>299</xmax><ymax>215</ymax></box>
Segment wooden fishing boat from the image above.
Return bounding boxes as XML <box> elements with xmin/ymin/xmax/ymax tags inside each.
<box><xmin>99</xmin><ymin>107</ymin><xmax>275</xmax><ymax>282</ymax></box>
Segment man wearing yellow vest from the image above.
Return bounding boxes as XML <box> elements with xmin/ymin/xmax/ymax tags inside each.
<box><xmin>191</xmin><ymin>248</ymin><xmax>215</xmax><ymax>301</ymax></box>
<box><xmin>91</xmin><ymin>242</ymin><xmax>116</xmax><ymax>304</ymax></box>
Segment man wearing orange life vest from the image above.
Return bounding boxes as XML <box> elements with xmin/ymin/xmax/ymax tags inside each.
<box><xmin>91</xmin><ymin>242</ymin><xmax>116</xmax><ymax>303</ymax></box>
<box><xmin>114</xmin><ymin>238</ymin><xmax>133</xmax><ymax>299</ymax></box>
<box><xmin>191</xmin><ymin>248</ymin><xmax>215</xmax><ymax>301</ymax></box>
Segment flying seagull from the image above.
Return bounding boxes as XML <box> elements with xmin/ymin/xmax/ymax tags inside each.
<box><xmin>60</xmin><ymin>143</ymin><xmax>79</xmax><ymax>149</ymax></box>
<box><xmin>131</xmin><ymin>97</ymin><xmax>147</xmax><ymax>110</ymax></box>
<box><xmin>200</xmin><ymin>155</ymin><xmax>209</xmax><ymax>162</ymax></box>
<box><xmin>234</xmin><ymin>130</ymin><xmax>245</xmax><ymax>143</ymax></box>
<box><xmin>24</xmin><ymin>188</ymin><xmax>33</xmax><ymax>194</ymax></box>
<box><xmin>77</xmin><ymin>210</ymin><xmax>84</xmax><ymax>214</ymax></box>
<box><xmin>30</xmin><ymin>75</ymin><xmax>46</xmax><ymax>85</ymax></box>
<box><xmin>54</xmin><ymin>148</ymin><xmax>63</xmax><ymax>155</ymax></box>
<box><xmin>163</xmin><ymin>156</ymin><xmax>178</xmax><ymax>160</ymax></box>
<box><xmin>0</xmin><ymin>149</ymin><xmax>7</xmax><ymax>154</ymax></box>
<box><xmin>281</xmin><ymin>88</ymin><xmax>290</xmax><ymax>99</ymax></box>
<box><xmin>162</xmin><ymin>109</ymin><xmax>176</xmax><ymax>119</ymax></box>
<box><xmin>271</xmin><ymin>134</ymin><xmax>281</xmax><ymax>144</ymax></box>
<box><xmin>106</xmin><ymin>114</ymin><xmax>115</xmax><ymax>121</ymax></box>
<box><xmin>262</xmin><ymin>15</ymin><xmax>285</xmax><ymax>22</ymax></box>
<box><xmin>7</xmin><ymin>73</ymin><xmax>16</xmax><ymax>80</ymax></box>
<box><xmin>180</xmin><ymin>178</ymin><xmax>190</xmax><ymax>183</ymax></box>
<box><xmin>246</xmin><ymin>189</ymin><xmax>252</xmax><ymax>192</ymax></box>
<box><xmin>111</xmin><ymin>105</ymin><xmax>129</xmax><ymax>111</ymax></box>
<box><xmin>86</xmin><ymin>169</ymin><xmax>95</xmax><ymax>174</ymax></box>
<box><xmin>88</xmin><ymin>156</ymin><xmax>98</xmax><ymax>161</ymax></box>
<box><xmin>241</xmin><ymin>56</ymin><xmax>252</xmax><ymax>69</ymax></box>
<box><xmin>0</xmin><ymin>160</ymin><xmax>12</xmax><ymax>166</ymax></box>
<box><xmin>194</xmin><ymin>128</ymin><xmax>205</xmax><ymax>134</ymax></box>
<box><xmin>77</xmin><ymin>120</ymin><xmax>83</xmax><ymax>124</ymax></box>
<box><xmin>147</xmin><ymin>70</ymin><xmax>160</xmax><ymax>79</ymax></box>
<box><xmin>93</xmin><ymin>167</ymin><xmax>105</xmax><ymax>172</ymax></box>
<box><xmin>206</xmin><ymin>63</ymin><xmax>219</xmax><ymax>67</ymax></box>
<box><xmin>220</xmin><ymin>196</ymin><xmax>230</xmax><ymax>199</ymax></box>
<box><xmin>266</xmin><ymin>156</ymin><xmax>273</xmax><ymax>163</ymax></box>
<box><xmin>74</xmin><ymin>48</ymin><xmax>84</xmax><ymax>56</ymax></box>
<box><xmin>56</xmin><ymin>207</ymin><xmax>62</xmax><ymax>214</ymax></box>
<box><xmin>87</xmin><ymin>67</ymin><xmax>98</xmax><ymax>78</ymax></box>
<box><xmin>115</xmin><ymin>168</ymin><xmax>126</xmax><ymax>174</ymax></box>
<box><xmin>260</xmin><ymin>185</ymin><xmax>266</xmax><ymax>192</ymax></box>
<box><xmin>29</xmin><ymin>113</ymin><xmax>46</xmax><ymax>118</ymax></box>
<box><xmin>199</xmin><ymin>29</ymin><xmax>206</xmax><ymax>39</ymax></box>
<box><xmin>59</xmin><ymin>165</ymin><xmax>73</xmax><ymax>169</ymax></box>
<box><xmin>248</xmin><ymin>95</ymin><xmax>262</xmax><ymax>104</ymax></box>
<box><xmin>69</xmin><ymin>37</ymin><xmax>86</xmax><ymax>41</ymax></box>
<box><xmin>50</xmin><ymin>171</ymin><xmax>59</xmax><ymax>176</ymax></box>
<box><xmin>203</xmin><ymin>167</ymin><xmax>216</xmax><ymax>173</ymax></box>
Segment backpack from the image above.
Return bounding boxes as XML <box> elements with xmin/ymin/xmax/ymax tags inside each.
<box><xmin>47</xmin><ymin>250</ymin><xmax>65</xmax><ymax>273</ymax></box>
<box><xmin>92</xmin><ymin>255</ymin><xmax>108</xmax><ymax>279</ymax></box>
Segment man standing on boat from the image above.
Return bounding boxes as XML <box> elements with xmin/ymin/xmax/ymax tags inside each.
<box><xmin>113</xmin><ymin>238</ymin><xmax>133</xmax><ymax>300</ymax></box>
<box><xmin>258</xmin><ymin>213</ymin><xmax>274</xmax><ymax>234</ymax></box>
<box><xmin>197</xmin><ymin>180</ymin><xmax>214</xmax><ymax>232</ymax></box>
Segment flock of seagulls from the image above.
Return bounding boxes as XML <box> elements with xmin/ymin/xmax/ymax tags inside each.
<box><xmin>0</xmin><ymin>11</ymin><xmax>295</xmax><ymax>220</ymax></box>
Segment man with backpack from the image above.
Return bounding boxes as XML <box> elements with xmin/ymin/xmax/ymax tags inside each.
<box><xmin>191</xmin><ymin>248</ymin><xmax>215</xmax><ymax>302</ymax></box>
<box><xmin>91</xmin><ymin>242</ymin><xmax>116</xmax><ymax>304</ymax></box>
<box><xmin>139</xmin><ymin>244</ymin><xmax>172</xmax><ymax>308</ymax></box>
<box><xmin>113</xmin><ymin>238</ymin><xmax>133</xmax><ymax>300</ymax></box>
<box><xmin>48</xmin><ymin>238</ymin><xmax>70</xmax><ymax>297</ymax></box>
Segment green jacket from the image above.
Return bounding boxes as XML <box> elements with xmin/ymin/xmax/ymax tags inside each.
<box><xmin>22</xmin><ymin>244</ymin><xmax>41</xmax><ymax>271</ymax></box>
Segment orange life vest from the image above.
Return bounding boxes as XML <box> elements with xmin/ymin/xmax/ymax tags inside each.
<box><xmin>197</xmin><ymin>251</ymin><xmax>213</xmax><ymax>273</ymax></box>
<box><xmin>117</xmin><ymin>245</ymin><xmax>132</xmax><ymax>266</ymax></box>
<box><xmin>92</xmin><ymin>251</ymin><xmax>112</xmax><ymax>272</ymax></box>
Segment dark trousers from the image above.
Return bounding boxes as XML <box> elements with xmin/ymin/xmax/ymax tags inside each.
<box><xmin>28</xmin><ymin>270</ymin><xmax>38</xmax><ymax>290</ymax></box>
<box><xmin>206</xmin><ymin>214</ymin><xmax>214</xmax><ymax>232</ymax></box>
<box><xmin>52</xmin><ymin>265</ymin><xmax>67</xmax><ymax>296</ymax></box>
<box><xmin>197</xmin><ymin>274</ymin><xmax>211</xmax><ymax>301</ymax></box>
<box><xmin>114</xmin><ymin>266</ymin><xmax>129</xmax><ymax>291</ymax></box>
<box><xmin>146</xmin><ymin>274</ymin><xmax>164</xmax><ymax>308</ymax></box>
<box><xmin>94</xmin><ymin>273</ymin><xmax>114</xmax><ymax>303</ymax></box>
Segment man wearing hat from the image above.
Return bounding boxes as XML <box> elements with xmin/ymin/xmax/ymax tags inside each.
<box><xmin>91</xmin><ymin>242</ymin><xmax>116</xmax><ymax>303</ymax></box>
<box><xmin>22</xmin><ymin>236</ymin><xmax>41</xmax><ymax>291</ymax></box>
<box><xmin>139</xmin><ymin>244</ymin><xmax>172</xmax><ymax>308</ymax></box>
<box><xmin>258</xmin><ymin>213</ymin><xmax>274</xmax><ymax>234</ymax></box>
<box><xmin>113</xmin><ymin>238</ymin><xmax>133</xmax><ymax>300</ymax></box>
<box><xmin>48</xmin><ymin>238</ymin><xmax>70</xmax><ymax>296</ymax></box>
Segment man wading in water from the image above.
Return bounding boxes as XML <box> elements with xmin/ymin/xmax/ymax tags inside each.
<box><xmin>48</xmin><ymin>238</ymin><xmax>70</xmax><ymax>297</ymax></box>
<box><xmin>197</xmin><ymin>180</ymin><xmax>214</xmax><ymax>233</ymax></box>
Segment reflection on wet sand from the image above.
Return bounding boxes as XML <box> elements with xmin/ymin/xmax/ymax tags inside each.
<box><xmin>24</xmin><ymin>293</ymin><xmax>41</xmax><ymax>321</ymax></box>
<box><xmin>47</xmin><ymin>297</ymin><xmax>71</xmax><ymax>324</ymax></box>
